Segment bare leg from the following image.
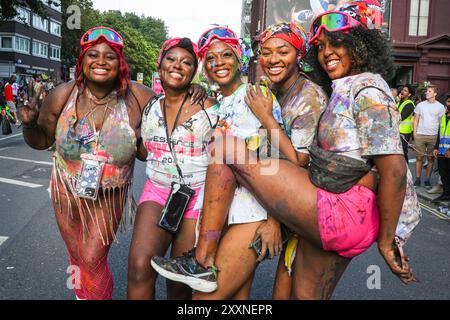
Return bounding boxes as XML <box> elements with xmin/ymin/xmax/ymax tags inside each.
<box><xmin>272</xmin><ymin>241</ymin><xmax>297</xmax><ymax>300</ymax></box>
<box><xmin>127</xmin><ymin>202</ymin><xmax>172</xmax><ymax>300</ymax></box>
<box><xmin>195</xmin><ymin>163</ymin><xmax>236</xmax><ymax>268</ymax></box>
<box><xmin>167</xmin><ymin>218</ymin><xmax>198</xmax><ymax>300</ymax></box>
<box><xmin>194</xmin><ymin>135</ymin><xmax>320</xmax><ymax>269</ymax></box>
<box><xmin>230</xmin><ymin>270</ymin><xmax>256</xmax><ymax>300</ymax></box>
<box><xmin>415</xmin><ymin>155</ymin><xmax>424</xmax><ymax>180</ymax></box>
<box><xmin>193</xmin><ymin>222</ymin><xmax>263</xmax><ymax>300</ymax></box>
<box><xmin>290</xmin><ymin>239</ymin><xmax>350</xmax><ymax>300</ymax></box>
<box><xmin>425</xmin><ymin>155</ymin><xmax>434</xmax><ymax>180</ymax></box>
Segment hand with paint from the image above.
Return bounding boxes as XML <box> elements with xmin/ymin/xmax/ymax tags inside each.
<box><xmin>251</xmin><ymin>216</ymin><xmax>283</xmax><ymax>262</ymax></box>
<box><xmin>244</xmin><ymin>84</ymin><xmax>275</xmax><ymax>126</ymax></box>
<box><xmin>188</xmin><ymin>83</ymin><xmax>208</xmax><ymax>105</ymax></box>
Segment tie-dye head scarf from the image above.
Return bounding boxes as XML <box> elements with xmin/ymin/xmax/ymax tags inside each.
<box><xmin>259</xmin><ymin>21</ymin><xmax>310</xmax><ymax>59</ymax></box>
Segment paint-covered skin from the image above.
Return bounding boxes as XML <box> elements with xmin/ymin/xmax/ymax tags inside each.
<box><xmin>193</xmin><ymin>83</ymin><xmax>285</xmax><ymax>225</ymax></box>
<box><xmin>317</xmin><ymin>72</ymin><xmax>421</xmax><ymax>240</ymax></box>
<box><xmin>54</xmin><ymin>87</ymin><xmax>137</xmax><ymax>189</ymax></box>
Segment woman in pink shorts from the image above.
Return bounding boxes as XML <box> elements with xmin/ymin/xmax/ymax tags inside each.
<box><xmin>149</xmin><ymin>1</ymin><xmax>421</xmax><ymax>300</ymax></box>
<box><xmin>127</xmin><ymin>37</ymin><xmax>219</xmax><ymax>299</ymax></box>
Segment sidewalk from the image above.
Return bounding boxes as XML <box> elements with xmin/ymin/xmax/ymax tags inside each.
<box><xmin>407</xmin><ymin>157</ymin><xmax>449</xmax><ymax>206</ymax></box>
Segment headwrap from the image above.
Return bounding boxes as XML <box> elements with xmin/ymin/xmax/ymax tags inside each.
<box><xmin>259</xmin><ymin>21</ymin><xmax>310</xmax><ymax>59</ymax></box>
<box><xmin>157</xmin><ymin>37</ymin><xmax>199</xmax><ymax>74</ymax></box>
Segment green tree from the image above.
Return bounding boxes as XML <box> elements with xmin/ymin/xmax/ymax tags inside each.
<box><xmin>98</xmin><ymin>11</ymin><xmax>159</xmax><ymax>86</ymax></box>
<box><xmin>0</xmin><ymin>0</ymin><xmax>47</xmax><ymax>20</ymax></box>
<box><xmin>61</xmin><ymin>0</ymin><xmax>99</xmax><ymax>68</ymax></box>
<box><xmin>60</xmin><ymin>2</ymin><xmax>166</xmax><ymax>85</ymax></box>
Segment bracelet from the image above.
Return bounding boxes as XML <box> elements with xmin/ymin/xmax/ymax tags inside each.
<box><xmin>22</xmin><ymin>121</ymin><xmax>39</xmax><ymax>130</ymax></box>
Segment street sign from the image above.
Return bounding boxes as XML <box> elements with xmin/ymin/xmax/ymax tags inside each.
<box><xmin>137</xmin><ymin>72</ymin><xmax>144</xmax><ymax>84</ymax></box>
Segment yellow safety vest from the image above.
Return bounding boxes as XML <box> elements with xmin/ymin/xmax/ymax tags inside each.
<box><xmin>397</xmin><ymin>99</ymin><xmax>415</xmax><ymax>134</ymax></box>
<box><xmin>438</xmin><ymin>114</ymin><xmax>450</xmax><ymax>155</ymax></box>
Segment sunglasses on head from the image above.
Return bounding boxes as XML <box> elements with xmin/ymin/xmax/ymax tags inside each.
<box><xmin>197</xmin><ymin>27</ymin><xmax>239</xmax><ymax>52</ymax></box>
<box><xmin>81</xmin><ymin>27</ymin><xmax>124</xmax><ymax>48</ymax></box>
<box><xmin>309</xmin><ymin>11</ymin><xmax>362</xmax><ymax>44</ymax></box>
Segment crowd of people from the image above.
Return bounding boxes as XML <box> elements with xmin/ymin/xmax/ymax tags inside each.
<box><xmin>1</xmin><ymin>74</ymin><xmax>58</xmax><ymax>130</ymax></box>
<box><xmin>16</xmin><ymin>1</ymin><xmax>430</xmax><ymax>300</ymax></box>
<box><xmin>391</xmin><ymin>84</ymin><xmax>450</xmax><ymax>204</ymax></box>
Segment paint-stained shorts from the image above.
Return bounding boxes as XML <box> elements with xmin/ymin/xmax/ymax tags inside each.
<box><xmin>139</xmin><ymin>179</ymin><xmax>201</xmax><ymax>219</ymax></box>
<box><xmin>317</xmin><ymin>184</ymin><xmax>380</xmax><ymax>258</ymax></box>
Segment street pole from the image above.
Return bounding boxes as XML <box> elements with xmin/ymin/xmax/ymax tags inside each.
<box><xmin>249</xmin><ymin>0</ymin><xmax>266</xmax><ymax>83</ymax></box>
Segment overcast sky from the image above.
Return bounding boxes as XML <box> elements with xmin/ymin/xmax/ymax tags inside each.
<box><xmin>92</xmin><ymin>0</ymin><xmax>243</xmax><ymax>42</ymax></box>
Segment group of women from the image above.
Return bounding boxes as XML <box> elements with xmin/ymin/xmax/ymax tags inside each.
<box><xmin>18</xmin><ymin>0</ymin><xmax>421</xmax><ymax>300</ymax></box>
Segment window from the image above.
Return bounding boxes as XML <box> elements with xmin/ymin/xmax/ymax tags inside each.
<box><xmin>15</xmin><ymin>37</ymin><xmax>30</xmax><ymax>53</ymax></box>
<box><xmin>50</xmin><ymin>45</ymin><xmax>61</xmax><ymax>60</ymax></box>
<box><xmin>15</xmin><ymin>7</ymin><xmax>30</xmax><ymax>25</ymax></box>
<box><xmin>33</xmin><ymin>15</ymin><xmax>48</xmax><ymax>32</ymax></box>
<box><xmin>1</xmin><ymin>37</ymin><xmax>13</xmax><ymax>49</ymax></box>
<box><xmin>33</xmin><ymin>40</ymin><xmax>48</xmax><ymax>58</ymax></box>
<box><xmin>50</xmin><ymin>21</ymin><xmax>61</xmax><ymax>36</ymax></box>
<box><xmin>409</xmin><ymin>0</ymin><xmax>429</xmax><ymax>36</ymax></box>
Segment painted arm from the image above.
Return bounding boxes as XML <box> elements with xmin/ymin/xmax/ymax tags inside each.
<box><xmin>374</xmin><ymin>154</ymin><xmax>416</xmax><ymax>284</ymax></box>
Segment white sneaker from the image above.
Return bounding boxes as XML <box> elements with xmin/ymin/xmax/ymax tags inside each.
<box><xmin>427</xmin><ymin>184</ymin><xmax>443</xmax><ymax>194</ymax></box>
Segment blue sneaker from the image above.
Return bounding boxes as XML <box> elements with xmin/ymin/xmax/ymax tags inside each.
<box><xmin>151</xmin><ymin>249</ymin><xmax>218</xmax><ymax>293</ymax></box>
<box><xmin>424</xmin><ymin>179</ymin><xmax>431</xmax><ymax>188</ymax></box>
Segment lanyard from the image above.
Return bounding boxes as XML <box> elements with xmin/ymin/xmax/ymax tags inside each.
<box><xmin>162</xmin><ymin>93</ymin><xmax>190</xmax><ymax>184</ymax></box>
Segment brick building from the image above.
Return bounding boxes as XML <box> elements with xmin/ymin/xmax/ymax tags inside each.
<box><xmin>0</xmin><ymin>0</ymin><xmax>62</xmax><ymax>80</ymax></box>
<box><xmin>247</xmin><ymin>0</ymin><xmax>450</xmax><ymax>96</ymax></box>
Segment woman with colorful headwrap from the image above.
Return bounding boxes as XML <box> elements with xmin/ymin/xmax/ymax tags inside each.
<box><xmin>151</xmin><ymin>26</ymin><xmax>286</xmax><ymax>299</ymax></box>
<box><xmin>17</xmin><ymin>27</ymin><xmax>205</xmax><ymax>300</ymax></box>
<box><xmin>154</xmin><ymin>0</ymin><xmax>421</xmax><ymax>299</ymax></box>
<box><xmin>247</xmin><ymin>21</ymin><xmax>328</xmax><ymax>299</ymax></box>
<box><xmin>127</xmin><ymin>37</ymin><xmax>220</xmax><ymax>300</ymax></box>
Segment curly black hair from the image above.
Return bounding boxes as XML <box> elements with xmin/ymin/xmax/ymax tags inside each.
<box><xmin>309</xmin><ymin>26</ymin><xmax>395</xmax><ymax>95</ymax></box>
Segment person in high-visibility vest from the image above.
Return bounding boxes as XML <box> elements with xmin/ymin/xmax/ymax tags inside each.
<box><xmin>397</xmin><ymin>84</ymin><xmax>415</xmax><ymax>162</ymax></box>
<box><xmin>432</xmin><ymin>94</ymin><xmax>450</xmax><ymax>203</ymax></box>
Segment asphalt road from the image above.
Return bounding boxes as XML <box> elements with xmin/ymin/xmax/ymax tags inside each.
<box><xmin>0</xmin><ymin>126</ymin><xmax>449</xmax><ymax>300</ymax></box>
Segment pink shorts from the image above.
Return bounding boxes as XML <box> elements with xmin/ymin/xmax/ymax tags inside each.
<box><xmin>317</xmin><ymin>184</ymin><xmax>379</xmax><ymax>258</ymax></box>
<box><xmin>138</xmin><ymin>179</ymin><xmax>201</xmax><ymax>219</ymax></box>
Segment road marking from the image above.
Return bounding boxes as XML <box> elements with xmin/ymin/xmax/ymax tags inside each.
<box><xmin>0</xmin><ymin>133</ymin><xmax>22</xmax><ymax>142</ymax></box>
<box><xmin>0</xmin><ymin>177</ymin><xmax>43</xmax><ymax>188</ymax></box>
<box><xmin>0</xmin><ymin>156</ymin><xmax>52</xmax><ymax>166</ymax></box>
<box><xmin>0</xmin><ymin>236</ymin><xmax>8</xmax><ymax>247</ymax></box>
<box><xmin>419</xmin><ymin>202</ymin><xmax>450</xmax><ymax>220</ymax></box>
